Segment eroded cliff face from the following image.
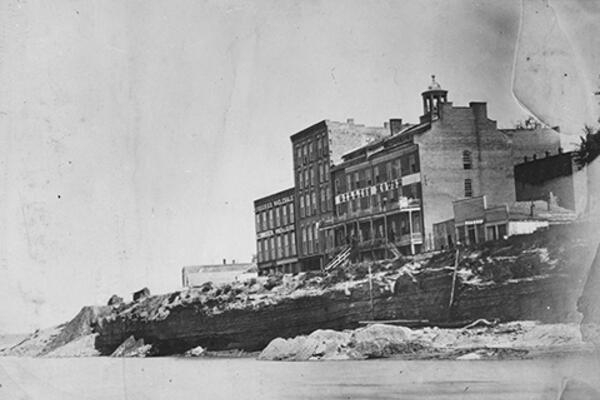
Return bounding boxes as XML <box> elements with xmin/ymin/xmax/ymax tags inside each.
<box><xmin>94</xmin><ymin>222</ymin><xmax>596</xmax><ymax>355</ymax></box>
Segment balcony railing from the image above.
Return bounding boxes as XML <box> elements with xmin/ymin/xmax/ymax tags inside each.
<box><xmin>329</xmin><ymin>198</ymin><xmax>422</xmax><ymax>225</ymax></box>
<box><xmin>330</xmin><ymin>233</ymin><xmax>423</xmax><ymax>253</ymax></box>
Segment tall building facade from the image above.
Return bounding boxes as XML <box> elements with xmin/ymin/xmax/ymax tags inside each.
<box><xmin>254</xmin><ymin>188</ymin><xmax>297</xmax><ymax>275</ymax></box>
<box><xmin>290</xmin><ymin>120</ymin><xmax>388</xmax><ymax>270</ymax></box>
<box><xmin>321</xmin><ymin>76</ymin><xmax>561</xmax><ymax>257</ymax></box>
<box><xmin>253</xmin><ymin>76</ymin><xmax>562</xmax><ymax>271</ymax></box>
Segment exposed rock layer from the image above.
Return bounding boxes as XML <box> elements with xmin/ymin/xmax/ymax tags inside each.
<box><xmin>93</xmin><ymin>222</ymin><xmax>600</xmax><ymax>355</ymax></box>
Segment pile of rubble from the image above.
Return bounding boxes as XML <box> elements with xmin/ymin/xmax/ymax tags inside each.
<box><xmin>258</xmin><ymin>320</ymin><xmax>591</xmax><ymax>361</ymax></box>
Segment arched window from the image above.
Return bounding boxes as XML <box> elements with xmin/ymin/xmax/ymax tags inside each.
<box><xmin>463</xmin><ymin>150</ymin><xmax>472</xmax><ymax>170</ymax></box>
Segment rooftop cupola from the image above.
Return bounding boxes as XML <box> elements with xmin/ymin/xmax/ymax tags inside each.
<box><xmin>421</xmin><ymin>75</ymin><xmax>448</xmax><ymax>122</ymax></box>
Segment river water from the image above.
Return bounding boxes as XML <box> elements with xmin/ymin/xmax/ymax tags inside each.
<box><xmin>1</xmin><ymin>355</ymin><xmax>599</xmax><ymax>399</ymax></box>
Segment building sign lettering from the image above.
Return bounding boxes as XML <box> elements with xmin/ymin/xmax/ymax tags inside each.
<box><xmin>334</xmin><ymin>173</ymin><xmax>421</xmax><ymax>205</ymax></box>
<box><xmin>256</xmin><ymin>195</ymin><xmax>294</xmax><ymax>212</ymax></box>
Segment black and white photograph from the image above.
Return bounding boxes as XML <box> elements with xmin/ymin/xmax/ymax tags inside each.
<box><xmin>1</xmin><ymin>0</ymin><xmax>599</xmax><ymax>398</ymax></box>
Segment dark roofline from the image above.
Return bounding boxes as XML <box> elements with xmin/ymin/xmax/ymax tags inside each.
<box><xmin>290</xmin><ymin>120</ymin><xmax>328</xmax><ymax>142</ymax></box>
<box><xmin>513</xmin><ymin>150</ymin><xmax>575</xmax><ymax>168</ymax></box>
<box><xmin>254</xmin><ymin>187</ymin><xmax>295</xmax><ymax>206</ymax></box>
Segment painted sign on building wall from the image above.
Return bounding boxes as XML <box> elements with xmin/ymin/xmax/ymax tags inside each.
<box><xmin>334</xmin><ymin>173</ymin><xmax>421</xmax><ymax>205</ymax></box>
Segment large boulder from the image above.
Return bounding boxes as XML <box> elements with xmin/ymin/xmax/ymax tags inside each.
<box><xmin>258</xmin><ymin>330</ymin><xmax>352</xmax><ymax>361</ymax></box>
<box><xmin>184</xmin><ymin>345</ymin><xmax>205</xmax><ymax>357</ymax></box>
<box><xmin>349</xmin><ymin>324</ymin><xmax>422</xmax><ymax>358</ymax></box>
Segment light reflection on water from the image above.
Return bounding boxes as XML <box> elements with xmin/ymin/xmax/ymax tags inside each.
<box><xmin>0</xmin><ymin>355</ymin><xmax>599</xmax><ymax>399</ymax></box>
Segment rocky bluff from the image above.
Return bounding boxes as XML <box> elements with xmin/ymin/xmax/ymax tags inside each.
<box><xmin>93</xmin><ymin>223</ymin><xmax>596</xmax><ymax>356</ymax></box>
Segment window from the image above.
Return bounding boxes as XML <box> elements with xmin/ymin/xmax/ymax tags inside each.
<box><xmin>497</xmin><ymin>223</ymin><xmax>507</xmax><ymax>239</ymax></box>
<box><xmin>303</xmin><ymin>144</ymin><xmax>308</xmax><ymax>165</ymax></box>
<box><xmin>404</xmin><ymin>184</ymin><xmax>414</xmax><ymax>199</ymax></box>
<box><xmin>392</xmin><ymin>159</ymin><xmax>400</xmax><ymax>179</ymax></box>
<box><xmin>346</xmin><ymin>174</ymin><xmax>352</xmax><ymax>191</ymax></box>
<box><xmin>282</xmin><ymin>205</ymin><xmax>288</xmax><ymax>225</ymax></box>
<box><xmin>463</xmin><ymin>150</ymin><xmax>472</xmax><ymax>170</ymax></box>
<box><xmin>467</xmin><ymin>225</ymin><xmax>477</xmax><ymax>245</ymax></box>
<box><xmin>291</xmin><ymin>233</ymin><xmax>296</xmax><ymax>256</ymax></box>
<box><xmin>305</xmin><ymin>193</ymin><xmax>311</xmax><ymax>216</ymax></box>
<box><xmin>310</xmin><ymin>168</ymin><xmax>315</xmax><ymax>186</ymax></box>
<box><xmin>486</xmin><ymin>226</ymin><xmax>496</xmax><ymax>241</ymax></box>
<box><xmin>366</xmin><ymin>168</ymin><xmax>372</xmax><ymax>185</ymax></box>
<box><xmin>323</xmin><ymin>163</ymin><xmax>329</xmax><ymax>181</ymax></box>
<box><xmin>270</xmin><ymin>237</ymin><xmax>276</xmax><ymax>259</ymax></box>
<box><xmin>464</xmin><ymin>179</ymin><xmax>473</xmax><ymax>198</ymax></box>
<box><xmin>275</xmin><ymin>206</ymin><xmax>280</xmax><ymax>227</ymax></box>
<box><xmin>276</xmin><ymin>236</ymin><xmax>282</xmax><ymax>258</ymax></box>
<box><xmin>354</xmin><ymin>171</ymin><xmax>360</xmax><ymax>189</ymax></box>
<box><xmin>255</xmin><ymin>213</ymin><xmax>260</xmax><ymax>232</ymax></box>
<box><xmin>314</xmin><ymin>224</ymin><xmax>319</xmax><ymax>252</ymax></box>
<box><xmin>302</xmin><ymin>228</ymin><xmax>307</xmax><ymax>255</ymax></box>
<box><xmin>268</xmin><ymin>209</ymin><xmax>274</xmax><ymax>228</ymax></box>
<box><xmin>325</xmin><ymin>187</ymin><xmax>331</xmax><ymax>211</ymax></box>
<box><xmin>299</xmin><ymin>196</ymin><xmax>305</xmax><ymax>218</ymax></box>
<box><xmin>283</xmin><ymin>234</ymin><xmax>289</xmax><ymax>257</ymax></box>
<box><xmin>312</xmin><ymin>192</ymin><xmax>317</xmax><ymax>214</ymax></box>
<box><xmin>316</xmin><ymin>137</ymin><xmax>322</xmax><ymax>158</ymax></box>
<box><xmin>374</xmin><ymin>165</ymin><xmax>380</xmax><ymax>183</ymax></box>
<box><xmin>319</xmin><ymin>163</ymin><xmax>324</xmax><ymax>183</ymax></box>
<box><xmin>307</xmin><ymin>225</ymin><xmax>313</xmax><ymax>254</ymax></box>
<box><xmin>380</xmin><ymin>163</ymin><xmax>389</xmax><ymax>181</ymax></box>
<box><xmin>409</xmin><ymin>154</ymin><xmax>418</xmax><ymax>173</ymax></box>
<box><xmin>289</xmin><ymin>203</ymin><xmax>295</xmax><ymax>223</ymax></box>
<box><xmin>304</xmin><ymin>169</ymin><xmax>309</xmax><ymax>188</ymax></box>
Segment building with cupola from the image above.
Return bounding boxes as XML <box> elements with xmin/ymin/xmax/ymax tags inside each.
<box><xmin>320</xmin><ymin>76</ymin><xmax>561</xmax><ymax>261</ymax></box>
<box><xmin>254</xmin><ymin>76</ymin><xmax>562</xmax><ymax>273</ymax></box>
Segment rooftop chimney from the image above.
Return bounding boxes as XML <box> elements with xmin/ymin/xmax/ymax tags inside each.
<box><xmin>346</xmin><ymin>118</ymin><xmax>354</xmax><ymax>125</ymax></box>
<box><xmin>469</xmin><ymin>102</ymin><xmax>487</xmax><ymax>124</ymax></box>
<box><xmin>222</xmin><ymin>258</ymin><xmax>226</xmax><ymax>265</ymax></box>
<box><xmin>389</xmin><ymin>119</ymin><xmax>403</xmax><ymax>135</ymax></box>
<box><xmin>384</xmin><ymin>121</ymin><xmax>390</xmax><ymax>130</ymax></box>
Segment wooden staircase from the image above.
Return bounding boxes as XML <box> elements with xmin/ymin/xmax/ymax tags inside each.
<box><xmin>387</xmin><ymin>242</ymin><xmax>402</xmax><ymax>258</ymax></box>
<box><xmin>324</xmin><ymin>245</ymin><xmax>351</xmax><ymax>272</ymax></box>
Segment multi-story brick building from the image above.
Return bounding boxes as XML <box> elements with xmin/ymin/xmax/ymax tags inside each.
<box><xmin>253</xmin><ymin>76</ymin><xmax>562</xmax><ymax>272</ymax></box>
<box><xmin>321</xmin><ymin>76</ymin><xmax>561</xmax><ymax>259</ymax></box>
<box><xmin>254</xmin><ymin>188</ymin><xmax>297</xmax><ymax>275</ymax></box>
<box><xmin>290</xmin><ymin>120</ymin><xmax>388</xmax><ymax>270</ymax></box>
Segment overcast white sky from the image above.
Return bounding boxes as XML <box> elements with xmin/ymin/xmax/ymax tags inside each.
<box><xmin>0</xmin><ymin>0</ymin><xmax>597</xmax><ymax>333</ymax></box>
